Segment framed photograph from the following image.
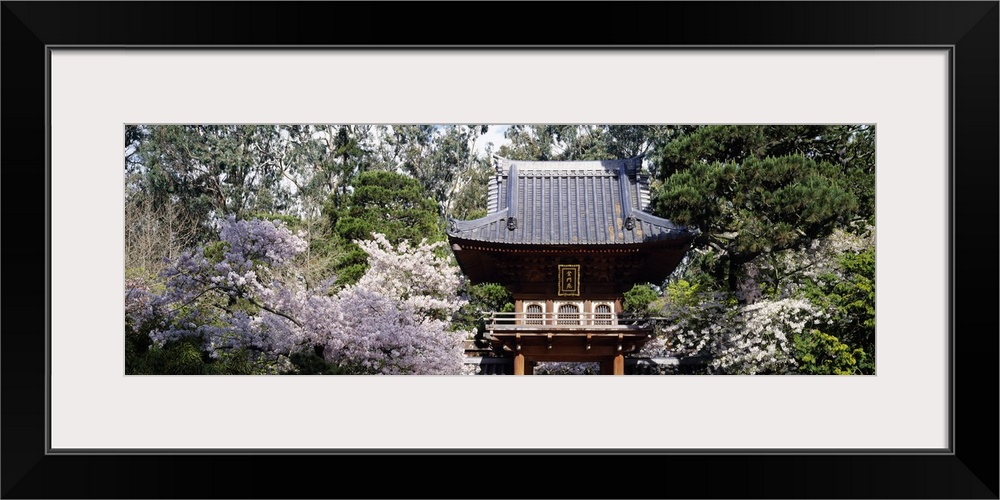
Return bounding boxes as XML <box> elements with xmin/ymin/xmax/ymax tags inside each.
<box><xmin>4</xmin><ymin>2</ymin><xmax>996</xmax><ymax>498</ymax></box>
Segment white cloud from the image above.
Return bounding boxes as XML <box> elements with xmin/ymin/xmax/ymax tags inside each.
<box><xmin>474</xmin><ymin>124</ymin><xmax>511</xmax><ymax>157</ymax></box>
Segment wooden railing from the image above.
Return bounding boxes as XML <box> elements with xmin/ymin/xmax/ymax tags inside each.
<box><xmin>485</xmin><ymin>311</ymin><xmax>649</xmax><ymax>329</ymax></box>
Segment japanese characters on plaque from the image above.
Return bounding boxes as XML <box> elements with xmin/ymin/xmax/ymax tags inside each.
<box><xmin>558</xmin><ymin>264</ymin><xmax>580</xmax><ymax>296</ymax></box>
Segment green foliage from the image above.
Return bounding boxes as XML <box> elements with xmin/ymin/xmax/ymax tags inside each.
<box><xmin>448</xmin><ymin>157</ymin><xmax>493</xmax><ymax>221</ymax></box>
<box><xmin>126</xmin><ymin>124</ymin><xmax>494</xmax><ymax>289</ymax></box>
<box><xmin>452</xmin><ymin>282</ymin><xmax>514</xmax><ymax>341</ymax></box>
<box><xmin>664</xmin><ymin>279</ymin><xmax>705</xmax><ymax>308</ymax></box>
<box><xmin>325</xmin><ymin>170</ymin><xmax>444</xmax><ymax>285</ymax></box>
<box><xmin>129</xmin><ymin>338</ymin><xmax>277</xmax><ymax>375</ymax></box>
<box><xmin>390</xmin><ymin>125</ymin><xmax>487</xmax><ymax>216</ymax></box>
<box><xmin>498</xmin><ymin>125</ymin><xmax>562</xmax><ymax>160</ymax></box>
<box><xmin>206</xmin><ymin>347</ymin><xmax>269</xmax><ymax>375</ymax></box>
<box><xmin>327</xmin><ymin>170</ymin><xmax>442</xmax><ymax>244</ymax></box>
<box><xmin>124</xmin><ymin>325</ymin><xmax>156</xmax><ymax>375</ymax></box>
<box><xmin>452</xmin><ymin>281</ymin><xmax>514</xmax><ymax>320</ymax></box>
<box><xmin>497</xmin><ymin>125</ymin><xmax>674</xmax><ymax>162</ymax></box>
<box><xmin>128</xmin><ymin>337</ymin><xmax>206</xmax><ymax>375</ymax></box>
<box><xmin>159</xmin><ymin>339</ymin><xmax>207</xmax><ymax>374</ymax></box>
<box><xmin>466</xmin><ymin>282</ymin><xmax>515</xmax><ymax>313</ymax></box>
<box><xmin>202</xmin><ymin>240</ymin><xmax>231</xmax><ymax>264</ymax></box>
<box><xmin>126</xmin><ymin>286</ymin><xmax>271</xmax><ymax>375</ymax></box>
<box><xmin>657</xmin><ymin>154</ymin><xmax>857</xmax><ymax>255</ymax></box>
<box><xmin>652</xmin><ymin>125</ymin><xmax>874</xmax><ymax>297</ymax></box>
<box><xmin>836</xmin><ymin>249</ymin><xmax>876</xmax><ymax>330</ymax></box>
<box><xmin>125</xmin><ymin>278</ymin><xmax>168</xmax><ymax>375</ymax></box>
<box><xmin>664</xmin><ymin>250</ymin><xmax>728</xmax><ymax>293</ymax></box>
<box><xmin>333</xmin><ymin>247</ymin><xmax>369</xmax><ymax>286</ymax></box>
<box><xmin>287</xmin><ymin>350</ymin><xmax>365</xmax><ymax>375</ymax></box>
<box><xmin>803</xmin><ymin>247</ymin><xmax>876</xmax><ymax>365</ymax></box>
<box><xmin>643</xmin><ymin>279</ymin><xmax>736</xmax><ymax>359</ymax></box>
<box><xmin>124</xmin><ymin>124</ymin><xmax>877</xmax><ymax>375</ymax></box>
<box><xmin>623</xmin><ymin>283</ymin><xmax>659</xmax><ymax>314</ymax></box>
<box><xmin>248</xmin><ymin>212</ymin><xmax>301</xmax><ymax>229</ymax></box>
<box><xmin>793</xmin><ymin>330</ymin><xmax>868</xmax><ymax>375</ymax></box>
<box><xmin>131</xmin><ymin>125</ymin><xmax>292</xmax><ymax>241</ymax></box>
<box><xmin>655</xmin><ymin>279</ymin><xmax>737</xmax><ymax>324</ymax></box>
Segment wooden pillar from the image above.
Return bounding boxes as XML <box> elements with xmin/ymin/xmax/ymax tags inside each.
<box><xmin>514</xmin><ymin>353</ymin><xmax>525</xmax><ymax>375</ymax></box>
<box><xmin>613</xmin><ymin>353</ymin><xmax>624</xmax><ymax>375</ymax></box>
<box><xmin>600</xmin><ymin>355</ymin><xmax>625</xmax><ymax>375</ymax></box>
<box><xmin>611</xmin><ymin>333</ymin><xmax>625</xmax><ymax>375</ymax></box>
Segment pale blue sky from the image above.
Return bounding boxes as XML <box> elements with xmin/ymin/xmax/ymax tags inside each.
<box><xmin>474</xmin><ymin>125</ymin><xmax>511</xmax><ymax>157</ymax></box>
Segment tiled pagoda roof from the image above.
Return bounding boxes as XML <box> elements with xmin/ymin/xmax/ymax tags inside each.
<box><xmin>447</xmin><ymin>157</ymin><xmax>697</xmax><ymax>246</ymax></box>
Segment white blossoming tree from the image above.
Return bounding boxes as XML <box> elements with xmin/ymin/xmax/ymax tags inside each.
<box><xmin>126</xmin><ymin>217</ymin><xmax>470</xmax><ymax>375</ymax></box>
<box><xmin>639</xmin><ymin>227</ymin><xmax>874</xmax><ymax>375</ymax></box>
<box><xmin>318</xmin><ymin>235</ymin><xmax>469</xmax><ymax>375</ymax></box>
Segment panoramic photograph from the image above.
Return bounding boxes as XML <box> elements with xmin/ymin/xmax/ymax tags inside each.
<box><xmin>124</xmin><ymin>124</ymin><xmax>875</xmax><ymax>376</ymax></box>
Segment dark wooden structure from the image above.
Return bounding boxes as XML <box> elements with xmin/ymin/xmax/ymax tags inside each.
<box><xmin>448</xmin><ymin>157</ymin><xmax>697</xmax><ymax>374</ymax></box>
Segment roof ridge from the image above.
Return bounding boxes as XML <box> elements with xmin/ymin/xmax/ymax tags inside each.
<box><xmin>494</xmin><ymin>157</ymin><xmax>646</xmax><ymax>176</ymax></box>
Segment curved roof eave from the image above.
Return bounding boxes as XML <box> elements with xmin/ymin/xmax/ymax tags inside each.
<box><xmin>447</xmin><ymin>209</ymin><xmax>699</xmax><ymax>246</ymax></box>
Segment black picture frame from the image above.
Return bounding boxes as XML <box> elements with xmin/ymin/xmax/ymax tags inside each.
<box><xmin>3</xmin><ymin>2</ymin><xmax>997</xmax><ymax>498</ymax></box>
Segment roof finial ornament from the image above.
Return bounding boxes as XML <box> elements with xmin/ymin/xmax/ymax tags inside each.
<box><xmin>617</xmin><ymin>162</ymin><xmax>635</xmax><ymax>231</ymax></box>
<box><xmin>493</xmin><ymin>154</ymin><xmax>505</xmax><ymax>174</ymax></box>
<box><xmin>505</xmin><ymin>162</ymin><xmax>518</xmax><ymax>231</ymax></box>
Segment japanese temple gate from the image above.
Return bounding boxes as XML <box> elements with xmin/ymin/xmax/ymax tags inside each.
<box><xmin>447</xmin><ymin>157</ymin><xmax>696</xmax><ymax>375</ymax></box>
